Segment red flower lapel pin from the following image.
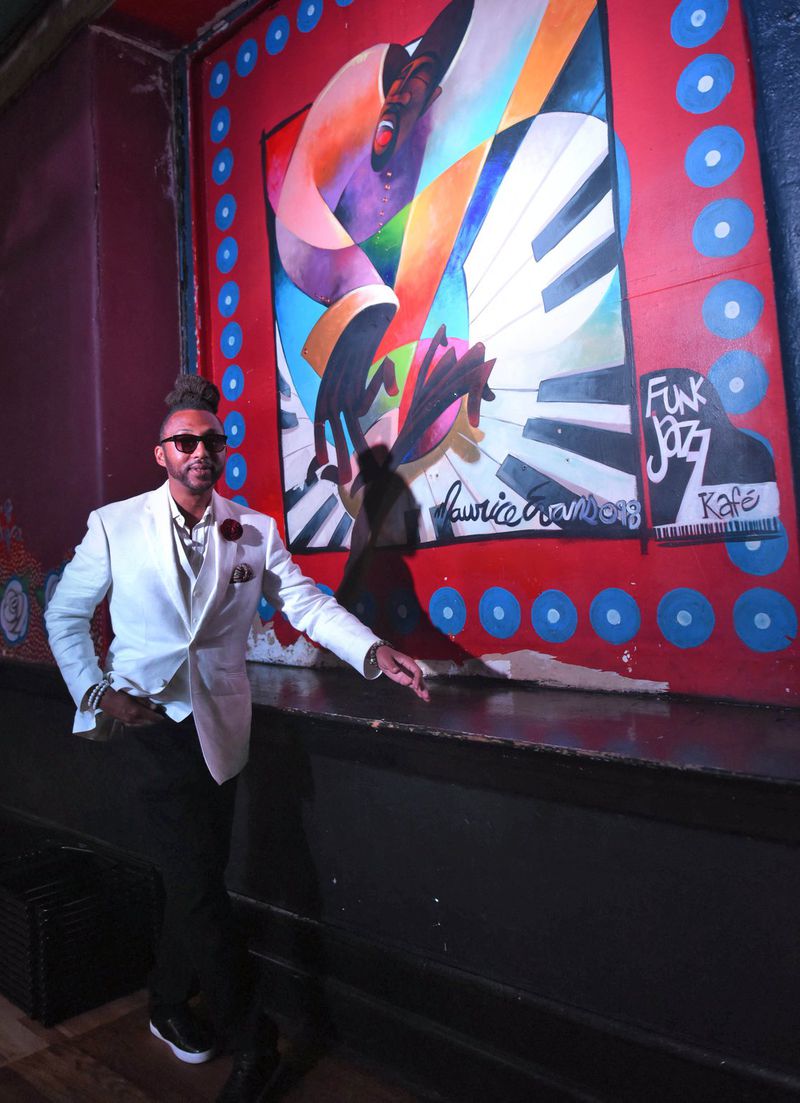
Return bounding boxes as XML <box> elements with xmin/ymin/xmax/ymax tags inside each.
<box><xmin>220</xmin><ymin>518</ymin><xmax>243</xmax><ymax>541</ymax></box>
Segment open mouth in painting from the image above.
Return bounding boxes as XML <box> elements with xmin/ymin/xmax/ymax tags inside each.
<box><xmin>372</xmin><ymin>110</ymin><xmax>400</xmax><ymax>169</ymax></box>
<box><xmin>374</xmin><ymin>117</ymin><xmax>395</xmax><ymax>149</ymax></box>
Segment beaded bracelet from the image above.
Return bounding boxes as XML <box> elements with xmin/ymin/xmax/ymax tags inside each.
<box><xmin>86</xmin><ymin>676</ymin><xmax>112</xmax><ymax>712</ymax></box>
<box><xmin>366</xmin><ymin>640</ymin><xmax>390</xmax><ymax>671</ymax></box>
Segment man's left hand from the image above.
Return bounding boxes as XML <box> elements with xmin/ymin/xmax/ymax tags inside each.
<box><xmin>376</xmin><ymin>645</ymin><xmax>430</xmax><ymax>702</ymax></box>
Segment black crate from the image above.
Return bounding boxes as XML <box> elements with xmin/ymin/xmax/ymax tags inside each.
<box><xmin>0</xmin><ymin>845</ymin><xmax>158</xmax><ymax>1025</ymax></box>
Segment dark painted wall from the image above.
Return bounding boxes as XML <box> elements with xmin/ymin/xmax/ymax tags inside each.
<box><xmin>0</xmin><ymin>35</ymin><xmax>101</xmax><ymax>567</ymax></box>
<box><xmin>93</xmin><ymin>31</ymin><xmax>182</xmax><ymax>508</ymax></box>
<box><xmin>234</xmin><ymin>713</ymin><xmax>800</xmax><ymax>1075</ymax></box>
<box><xmin>0</xmin><ymin>28</ymin><xmax>180</xmax><ymax>571</ymax></box>
<box><xmin>1</xmin><ymin>663</ymin><xmax>799</xmax><ymax>1098</ymax></box>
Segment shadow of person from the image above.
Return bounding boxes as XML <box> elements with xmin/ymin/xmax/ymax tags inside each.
<box><xmin>337</xmin><ymin>445</ymin><xmax>485</xmax><ymax>672</ymax></box>
<box><xmin>337</xmin><ymin>444</ymin><xmax>416</xmax><ymax>609</ymax></box>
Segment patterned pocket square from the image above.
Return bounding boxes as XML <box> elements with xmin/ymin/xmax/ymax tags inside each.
<box><xmin>230</xmin><ymin>563</ymin><xmax>255</xmax><ymax>584</ymax></box>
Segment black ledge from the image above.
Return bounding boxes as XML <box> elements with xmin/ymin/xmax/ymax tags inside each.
<box><xmin>2</xmin><ymin>658</ymin><xmax>799</xmax><ymax>844</ymax></box>
<box><xmin>247</xmin><ymin>662</ymin><xmax>800</xmax><ymax>845</ymax></box>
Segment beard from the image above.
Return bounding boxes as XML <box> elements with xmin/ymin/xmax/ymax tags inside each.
<box><xmin>165</xmin><ymin>454</ymin><xmax>223</xmax><ymax>493</ymax></box>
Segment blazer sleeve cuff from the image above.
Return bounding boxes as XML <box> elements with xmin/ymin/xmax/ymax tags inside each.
<box><xmin>361</xmin><ymin>638</ymin><xmax>385</xmax><ymax>681</ymax></box>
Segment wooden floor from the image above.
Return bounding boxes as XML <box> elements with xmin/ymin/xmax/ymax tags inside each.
<box><xmin>0</xmin><ymin>990</ymin><xmax>425</xmax><ymax>1102</ymax></box>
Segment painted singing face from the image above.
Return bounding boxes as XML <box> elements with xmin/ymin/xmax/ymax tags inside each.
<box><xmin>371</xmin><ymin>53</ymin><xmax>442</xmax><ymax>172</ymax></box>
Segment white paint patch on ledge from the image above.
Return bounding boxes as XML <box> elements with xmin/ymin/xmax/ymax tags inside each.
<box><xmin>422</xmin><ymin>650</ymin><xmax>669</xmax><ymax>695</ymax></box>
<box><xmin>248</xmin><ymin>622</ymin><xmax>669</xmax><ymax>694</ymax></box>
<box><xmin>247</xmin><ymin>627</ymin><xmax>342</xmax><ymax>670</ymax></box>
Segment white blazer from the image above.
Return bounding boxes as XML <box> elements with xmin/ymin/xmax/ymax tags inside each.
<box><xmin>45</xmin><ymin>482</ymin><xmax>379</xmax><ymax>783</ymax></box>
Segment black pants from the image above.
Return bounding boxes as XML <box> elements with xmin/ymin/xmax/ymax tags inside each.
<box><xmin>118</xmin><ymin>715</ymin><xmax>256</xmax><ymax>1051</ymax></box>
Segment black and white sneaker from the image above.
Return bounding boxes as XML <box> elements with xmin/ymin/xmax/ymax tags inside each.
<box><xmin>149</xmin><ymin>1005</ymin><xmax>216</xmax><ymax>1064</ymax></box>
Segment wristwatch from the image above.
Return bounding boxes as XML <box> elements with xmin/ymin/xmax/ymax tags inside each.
<box><xmin>366</xmin><ymin>640</ymin><xmax>390</xmax><ymax>671</ymax></box>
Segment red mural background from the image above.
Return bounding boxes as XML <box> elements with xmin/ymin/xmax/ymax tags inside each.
<box><xmin>188</xmin><ymin>0</ymin><xmax>799</xmax><ymax>705</ymax></box>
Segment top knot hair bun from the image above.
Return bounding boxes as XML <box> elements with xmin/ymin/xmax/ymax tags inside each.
<box><xmin>164</xmin><ymin>374</ymin><xmax>221</xmax><ymax>415</ymax></box>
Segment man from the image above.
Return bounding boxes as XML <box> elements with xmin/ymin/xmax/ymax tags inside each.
<box><xmin>45</xmin><ymin>375</ymin><xmax>429</xmax><ymax>1103</ymax></box>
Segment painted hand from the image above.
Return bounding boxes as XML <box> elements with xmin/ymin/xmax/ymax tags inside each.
<box><xmin>308</xmin><ymin>303</ymin><xmax>399</xmax><ymax>486</ymax></box>
<box><xmin>376</xmin><ymin>645</ymin><xmax>430</xmax><ymax>702</ymax></box>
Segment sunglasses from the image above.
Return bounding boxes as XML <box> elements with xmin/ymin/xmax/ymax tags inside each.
<box><xmin>160</xmin><ymin>432</ymin><xmax>228</xmax><ymax>454</ymax></box>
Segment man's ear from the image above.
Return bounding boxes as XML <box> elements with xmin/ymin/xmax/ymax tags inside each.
<box><xmin>421</xmin><ymin>85</ymin><xmax>442</xmax><ymax>116</ymax></box>
<box><xmin>154</xmin><ymin>444</ymin><xmax>167</xmax><ymax>469</ymax></box>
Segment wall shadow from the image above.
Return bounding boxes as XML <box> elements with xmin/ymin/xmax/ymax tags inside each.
<box><xmin>337</xmin><ymin>445</ymin><xmax>488</xmax><ymax>673</ymax></box>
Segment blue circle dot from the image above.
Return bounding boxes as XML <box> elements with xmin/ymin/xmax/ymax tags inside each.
<box><xmin>210</xmin><ymin>106</ymin><xmax>230</xmax><ymax>143</ymax></box>
<box><xmin>389</xmin><ymin>588</ymin><xmax>420</xmax><ymax>635</ymax></box>
<box><xmin>222</xmin><ymin>364</ymin><xmax>244</xmax><ymax>399</ymax></box>
<box><xmin>216</xmin><ymin>237</ymin><xmax>238</xmax><ymax>274</ymax></box>
<box><xmin>702</xmin><ymin>279</ymin><xmax>763</xmax><ymax>339</ymax></box>
<box><xmin>297</xmin><ymin>0</ymin><xmax>323</xmax><ymax>32</ymax></box>
<box><xmin>676</xmin><ymin>54</ymin><xmax>734</xmax><ymax>114</ymax></box>
<box><xmin>266</xmin><ymin>14</ymin><xmax>290</xmax><ymax>53</ymax></box>
<box><xmin>224</xmin><ymin>410</ymin><xmax>246</xmax><ymax>448</ymax></box>
<box><xmin>259</xmin><ymin>595</ymin><xmax>276</xmax><ymax>621</ymax></box>
<box><xmin>212</xmin><ymin>149</ymin><xmax>233</xmax><ymax>186</ymax></box>
<box><xmin>479</xmin><ymin>587</ymin><xmax>521</xmax><ymax>640</ymax></box>
<box><xmin>214</xmin><ymin>194</ymin><xmax>236</xmax><ymax>231</ymax></box>
<box><xmin>708</xmin><ymin>349</ymin><xmax>768</xmax><ymax>414</ymax></box>
<box><xmin>336</xmin><ymin>0</ymin><xmax>354</xmax><ymax>5</ymax></box>
<box><xmin>726</xmin><ymin>522</ymin><xmax>789</xmax><ymax>576</ymax></box>
<box><xmin>590</xmin><ymin>588</ymin><xmax>640</xmax><ymax>644</ymax></box>
<box><xmin>429</xmin><ymin>587</ymin><xmax>467</xmax><ymax>635</ymax></box>
<box><xmin>657</xmin><ymin>588</ymin><xmax>715</xmax><ymax>648</ymax></box>
<box><xmin>209</xmin><ymin>61</ymin><xmax>230</xmax><ymax>99</ymax></box>
<box><xmin>733</xmin><ymin>588</ymin><xmax>797</xmax><ymax>652</ymax></box>
<box><xmin>220</xmin><ymin>321</ymin><xmax>243</xmax><ymax>359</ymax></box>
<box><xmin>236</xmin><ymin>38</ymin><xmax>258</xmax><ymax>77</ymax></box>
<box><xmin>217</xmin><ymin>281</ymin><xmax>240</xmax><ymax>318</ymax></box>
<box><xmin>225</xmin><ymin>453</ymin><xmax>247</xmax><ymax>491</ymax></box>
<box><xmin>692</xmin><ymin>198</ymin><xmax>754</xmax><ymax>258</ymax></box>
<box><xmin>353</xmin><ymin>592</ymin><xmax>377</xmax><ymax>629</ymax></box>
<box><xmin>531</xmin><ymin>590</ymin><xmax>578</xmax><ymax>644</ymax></box>
<box><xmin>685</xmin><ymin>125</ymin><xmax>744</xmax><ymax>188</ymax></box>
<box><xmin>232</xmin><ymin>495</ymin><xmax>249</xmax><ymax>507</ymax></box>
<box><xmin>671</xmin><ymin>0</ymin><xmax>729</xmax><ymax>48</ymax></box>
<box><xmin>317</xmin><ymin>583</ymin><xmax>335</xmax><ymax>597</ymax></box>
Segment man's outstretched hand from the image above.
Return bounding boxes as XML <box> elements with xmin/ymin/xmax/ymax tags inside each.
<box><xmin>376</xmin><ymin>645</ymin><xmax>430</xmax><ymax>701</ymax></box>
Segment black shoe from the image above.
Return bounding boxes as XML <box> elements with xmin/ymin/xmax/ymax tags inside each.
<box><xmin>216</xmin><ymin>1047</ymin><xmax>280</xmax><ymax>1103</ymax></box>
<box><xmin>149</xmin><ymin>1004</ymin><xmax>216</xmax><ymax>1064</ymax></box>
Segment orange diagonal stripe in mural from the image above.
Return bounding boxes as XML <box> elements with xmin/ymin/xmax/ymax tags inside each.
<box><xmin>499</xmin><ymin>0</ymin><xmax>597</xmax><ymax>132</ymax></box>
<box><xmin>377</xmin><ymin>141</ymin><xmax>489</xmax><ymax>368</ymax></box>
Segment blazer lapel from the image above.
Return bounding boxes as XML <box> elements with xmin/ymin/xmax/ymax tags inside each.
<box><xmin>192</xmin><ymin>491</ymin><xmax>237</xmax><ymax>636</ymax></box>
<box><xmin>142</xmin><ymin>483</ymin><xmax>191</xmax><ymax>631</ymax></box>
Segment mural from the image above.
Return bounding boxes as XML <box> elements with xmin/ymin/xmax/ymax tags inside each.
<box><xmin>0</xmin><ymin>499</ymin><xmax>50</xmax><ymax>661</ymax></box>
<box><xmin>0</xmin><ymin>499</ymin><xmax>107</xmax><ymax>665</ymax></box>
<box><xmin>192</xmin><ymin>0</ymin><xmax>800</xmax><ymax>705</ymax></box>
<box><xmin>262</xmin><ymin>0</ymin><xmax>641</xmax><ymax>552</ymax></box>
